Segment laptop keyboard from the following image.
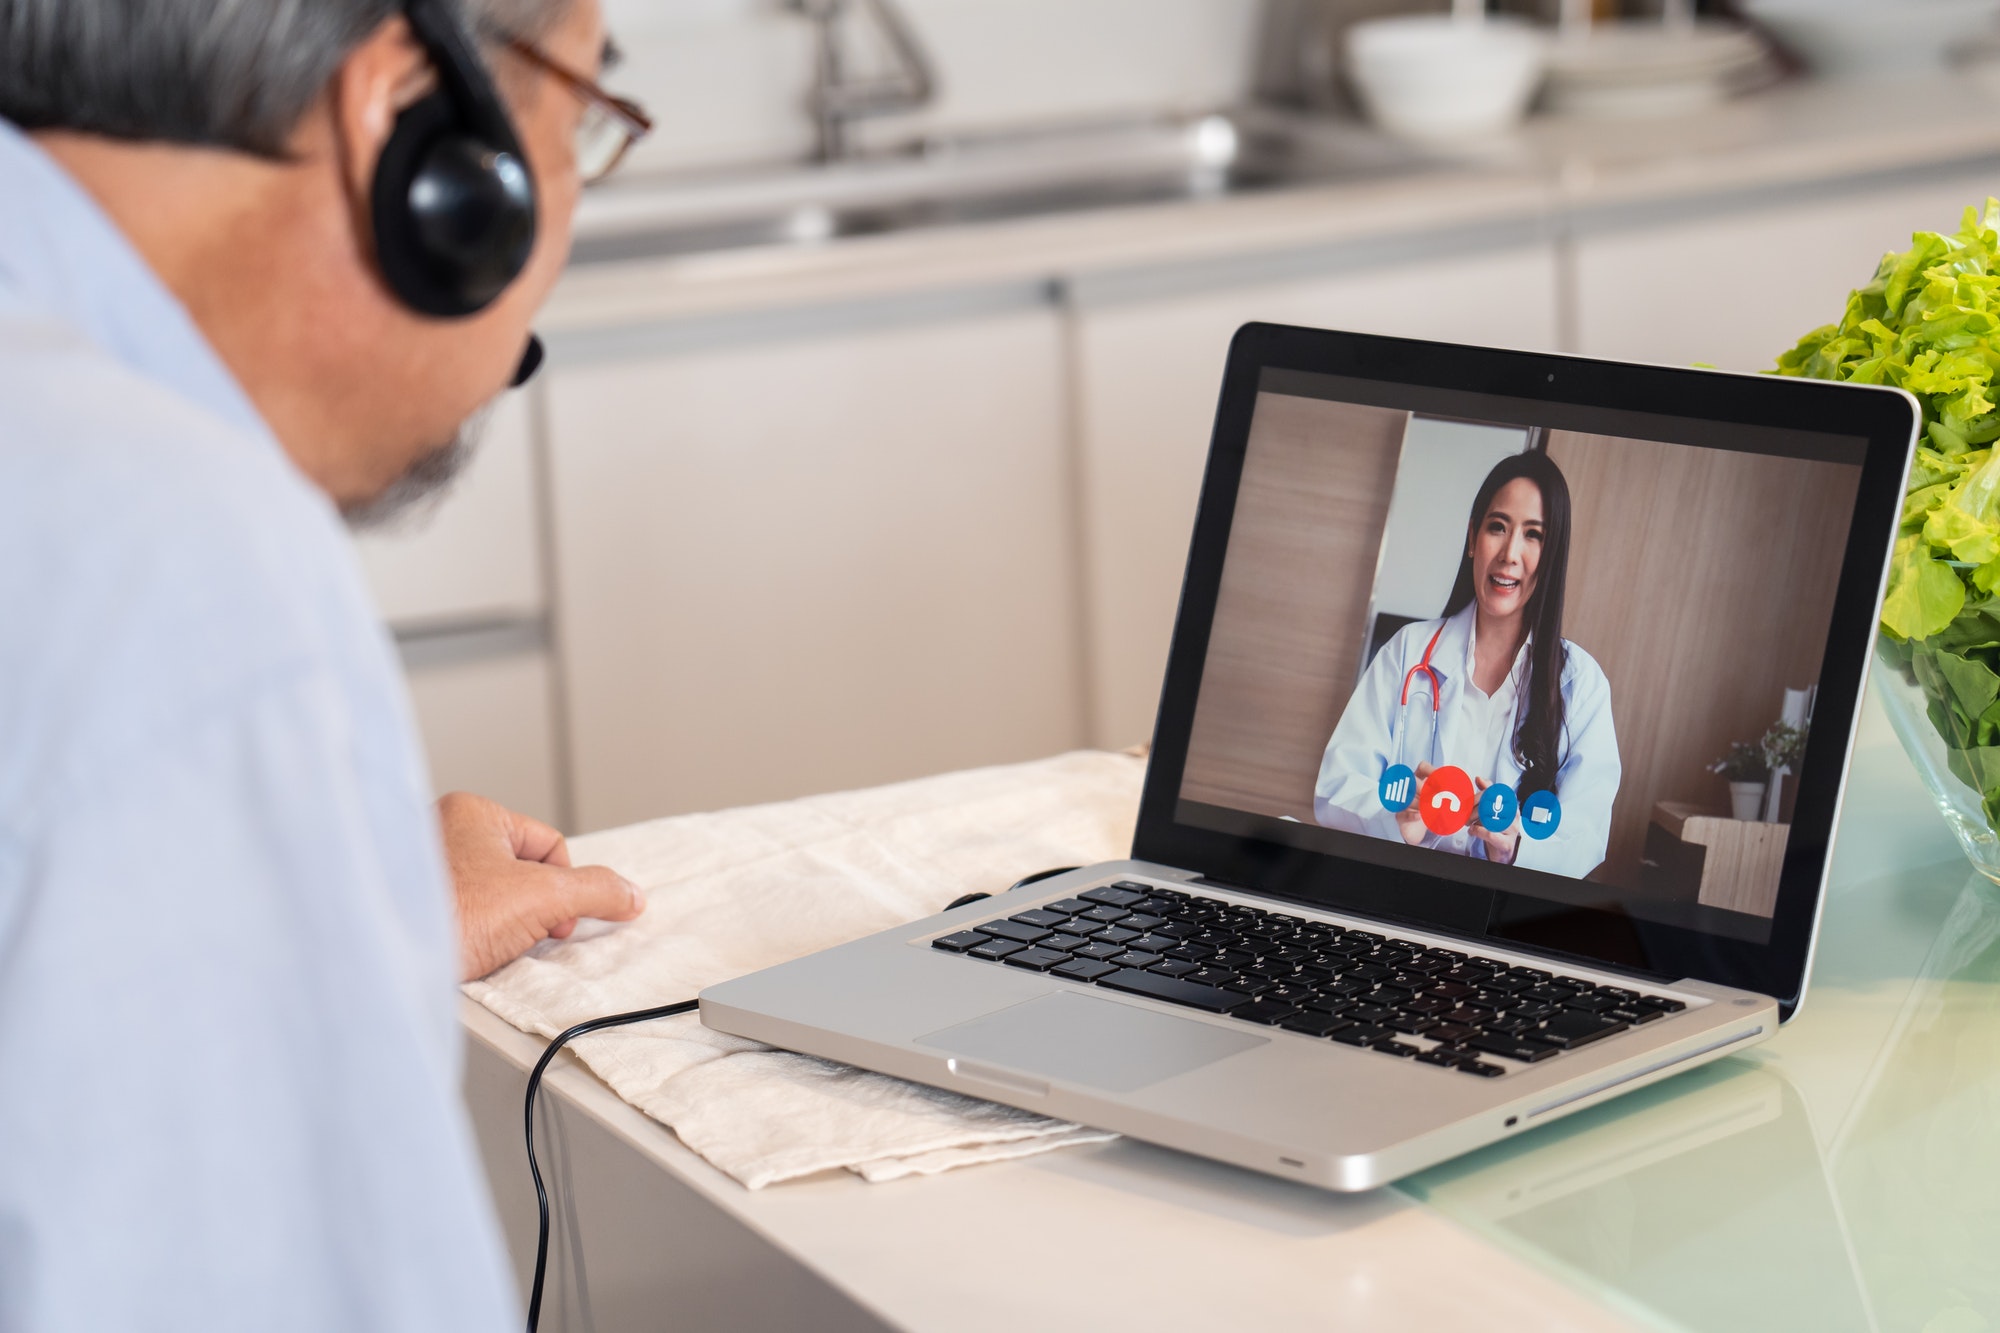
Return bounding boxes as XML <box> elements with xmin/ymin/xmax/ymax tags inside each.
<box><xmin>931</xmin><ymin>881</ymin><xmax>1687</xmax><ymax>1078</ymax></box>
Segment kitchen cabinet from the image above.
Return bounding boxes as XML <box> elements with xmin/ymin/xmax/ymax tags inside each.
<box><xmin>1071</xmin><ymin>243</ymin><xmax>1563</xmax><ymax>748</ymax></box>
<box><xmin>402</xmin><ymin>636</ymin><xmax>564</xmax><ymax>827</ymax></box>
<box><xmin>353</xmin><ymin>387</ymin><xmax>544</xmax><ymax>630</ymax></box>
<box><xmin>352</xmin><ymin>388</ymin><xmax>563</xmax><ymax>825</ymax></box>
<box><xmin>543</xmin><ymin>302</ymin><xmax>1083</xmax><ymax>832</ymax></box>
<box><xmin>1571</xmin><ymin>170</ymin><xmax>2000</xmax><ymax>373</ymax></box>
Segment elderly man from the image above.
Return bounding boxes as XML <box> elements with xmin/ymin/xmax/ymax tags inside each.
<box><xmin>0</xmin><ymin>0</ymin><xmax>651</xmax><ymax>1325</ymax></box>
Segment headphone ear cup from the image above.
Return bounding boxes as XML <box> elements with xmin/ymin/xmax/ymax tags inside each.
<box><xmin>371</xmin><ymin>91</ymin><xmax>537</xmax><ymax>318</ymax></box>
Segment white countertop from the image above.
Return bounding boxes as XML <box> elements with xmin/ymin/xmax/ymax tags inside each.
<box><xmin>464</xmin><ymin>998</ymin><xmax>1638</xmax><ymax>1332</ymax></box>
<box><xmin>541</xmin><ymin>71</ymin><xmax>2000</xmax><ymax>335</ymax></box>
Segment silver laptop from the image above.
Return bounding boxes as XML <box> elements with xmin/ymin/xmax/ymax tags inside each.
<box><xmin>701</xmin><ymin>325</ymin><xmax>1917</xmax><ymax>1190</ymax></box>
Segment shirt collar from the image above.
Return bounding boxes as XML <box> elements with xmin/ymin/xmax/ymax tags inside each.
<box><xmin>1456</xmin><ymin>601</ymin><xmax>1530</xmax><ymax>699</ymax></box>
<box><xmin>0</xmin><ymin>118</ymin><xmax>272</xmax><ymax>444</ymax></box>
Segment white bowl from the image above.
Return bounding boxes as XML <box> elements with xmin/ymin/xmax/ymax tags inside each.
<box><xmin>1740</xmin><ymin>0</ymin><xmax>2000</xmax><ymax>78</ymax></box>
<box><xmin>1345</xmin><ymin>16</ymin><xmax>1548</xmax><ymax>143</ymax></box>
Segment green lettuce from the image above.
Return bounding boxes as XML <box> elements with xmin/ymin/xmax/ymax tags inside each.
<box><xmin>1778</xmin><ymin>200</ymin><xmax>2000</xmax><ymax>829</ymax></box>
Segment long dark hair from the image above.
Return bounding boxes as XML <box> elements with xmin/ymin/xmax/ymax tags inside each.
<box><xmin>1441</xmin><ymin>451</ymin><xmax>1573</xmax><ymax>800</ymax></box>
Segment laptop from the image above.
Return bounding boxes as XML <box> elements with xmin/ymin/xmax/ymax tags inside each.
<box><xmin>700</xmin><ymin>324</ymin><xmax>1917</xmax><ymax>1190</ymax></box>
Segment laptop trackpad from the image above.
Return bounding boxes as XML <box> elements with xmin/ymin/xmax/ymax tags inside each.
<box><xmin>917</xmin><ymin>991</ymin><xmax>1267</xmax><ymax>1093</ymax></box>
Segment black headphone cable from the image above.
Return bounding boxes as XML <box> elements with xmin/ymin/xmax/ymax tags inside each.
<box><xmin>522</xmin><ymin>998</ymin><xmax>698</xmax><ymax>1333</ymax></box>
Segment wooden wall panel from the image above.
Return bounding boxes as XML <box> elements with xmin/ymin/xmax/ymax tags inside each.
<box><xmin>1179</xmin><ymin>393</ymin><xmax>1407</xmax><ymax>819</ymax></box>
<box><xmin>1545</xmin><ymin>431</ymin><xmax>1860</xmax><ymax>889</ymax></box>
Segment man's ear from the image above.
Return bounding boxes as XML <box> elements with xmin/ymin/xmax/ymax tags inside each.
<box><xmin>325</xmin><ymin>15</ymin><xmax>436</xmax><ymax>204</ymax></box>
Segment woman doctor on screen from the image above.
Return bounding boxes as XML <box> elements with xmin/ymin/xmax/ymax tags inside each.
<box><xmin>1313</xmin><ymin>451</ymin><xmax>1620</xmax><ymax>878</ymax></box>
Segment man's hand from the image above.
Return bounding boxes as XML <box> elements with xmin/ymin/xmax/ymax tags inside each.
<box><xmin>439</xmin><ymin>792</ymin><xmax>645</xmax><ymax>982</ymax></box>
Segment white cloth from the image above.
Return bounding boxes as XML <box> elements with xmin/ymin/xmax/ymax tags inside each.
<box><xmin>465</xmin><ymin>751</ymin><xmax>1147</xmax><ymax>1189</ymax></box>
<box><xmin>1313</xmin><ymin>603</ymin><xmax>1621</xmax><ymax>877</ymax></box>
<box><xmin>0</xmin><ymin>121</ymin><xmax>514</xmax><ymax>1330</ymax></box>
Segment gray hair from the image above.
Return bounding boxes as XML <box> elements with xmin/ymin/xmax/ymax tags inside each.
<box><xmin>0</xmin><ymin>0</ymin><xmax>567</xmax><ymax>158</ymax></box>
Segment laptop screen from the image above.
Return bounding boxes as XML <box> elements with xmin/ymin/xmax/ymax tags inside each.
<box><xmin>1144</xmin><ymin>347</ymin><xmax>1896</xmax><ymax>991</ymax></box>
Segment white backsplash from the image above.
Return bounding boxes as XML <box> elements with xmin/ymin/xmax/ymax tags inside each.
<box><xmin>601</xmin><ymin>0</ymin><xmax>1264</xmax><ymax>176</ymax></box>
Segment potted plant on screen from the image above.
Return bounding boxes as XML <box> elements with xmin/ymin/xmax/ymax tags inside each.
<box><xmin>1779</xmin><ymin>201</ymin><xmax>2000</xmax><ymax>878</ymax></box>
<box><xmin>1711</xmin><ymin>742</ymin><xmax>1770</xmax><ymax>822</ymax></box>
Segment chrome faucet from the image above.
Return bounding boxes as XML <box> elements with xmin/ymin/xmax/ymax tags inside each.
<box><xmin>788</xmin><ymin>0</ymin><xmax>937</xmax><ymax>163</ymax></box>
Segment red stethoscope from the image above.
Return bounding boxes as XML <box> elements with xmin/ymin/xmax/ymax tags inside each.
<box><xmin>1396</xmin><ymin>624</ymin><xmax>1448</xmax><ymax>769</ymax></box>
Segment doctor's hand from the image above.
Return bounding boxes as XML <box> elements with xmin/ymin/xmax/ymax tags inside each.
<box><xmin>439</xmin><ymin>792</ymin><xmax>647</xmax><ymax>982</ymax></box>
<box><xmin>1394</xmin><ymin>763</ymin><xmax>1436</xmax><ymax>845</ymax></box>
<box><xmin>1470</xmin><ymin>777</ymin><xmax>1521</xmax><ymax>865</ymax></box>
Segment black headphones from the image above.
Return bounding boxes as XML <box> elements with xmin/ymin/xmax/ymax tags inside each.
<box><xmin>372</xmin><ymin>0</ymin><xmax>545</xmax><ymax>382</ymax></box>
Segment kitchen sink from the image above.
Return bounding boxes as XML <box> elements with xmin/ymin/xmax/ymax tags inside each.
<box><xmin>567</xmin><ymin>109</ymin><xmax>1435</xmax><ymax>265</ymax></box>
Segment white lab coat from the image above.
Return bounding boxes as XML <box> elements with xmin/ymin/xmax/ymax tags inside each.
<box><xmin>1313</xmin><ymin>604</ymin><xmax>1620</xmax><ymax>879</ymax></box>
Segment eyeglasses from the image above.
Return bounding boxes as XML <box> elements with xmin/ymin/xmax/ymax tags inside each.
<box><xmin>504</xmin><ymin>37</ymin><xmax>654</xmax><ymax>184</ymax></box>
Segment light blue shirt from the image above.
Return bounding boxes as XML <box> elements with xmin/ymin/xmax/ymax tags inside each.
<box><xmin>1314</xmin><ymin>603</ymin><xmax>1621</xmax><ymax>879</ymax></box>
<box><xmin>0</xmin><ymin>122</ymin><xmax>514</xmax><ymax>1329</ymax></box>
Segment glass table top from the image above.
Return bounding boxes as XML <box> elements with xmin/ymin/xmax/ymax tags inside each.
<box><xmin>1400</xmin><ymin>690</ymin><xmax>2000</xmax><ymax>1332</ymax></box>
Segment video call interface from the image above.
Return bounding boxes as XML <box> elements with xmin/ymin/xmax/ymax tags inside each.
<box><xmin>1174</xmin><ymin>368</ymin><xmax>1866</xmax><ymax>945</ymax></box>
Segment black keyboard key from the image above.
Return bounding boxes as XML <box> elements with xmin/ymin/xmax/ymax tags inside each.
<box><xmin>1347</xmin><ymin>1003</ymin><xmax>1395</xmax><ymax>1024</ymax></box>
<box><xmin>968</xmin><ymin>938</ymin><xmax>1026</xmax><ymax>961</ymax></box>
<box><xmin>1564</xmin><ymin>992</ymin><xmax>1624</xmax><ymax>1014</ymax></box>
<box><xmin>1347</xmin><ymin>963</ymin><xmax>1395</xmax><ymax>983</ymax></box>
<box><xmin>1004</xmin><ymin>947</ymin><xmax>1069</xmax><ymax>972</ymax></box>
<box><xmin>1082</xmin><ymin>885</ymin><xmax>1147</xmax><ymax>907</ymax></box>
<box><xmin>1111</xmin><ymin>951</ymin><xmax>1163</xmax><ymax>969</ymax></box>
<box><xmin>1468</xmin><ymin>1032</ymin><xmax>1559</xmax><ymax>1063</ymax></box>
<box><xmin>1442</xmin><ymin>1008</ymin><xmax>1492</xmax><ymax>1028</ymax></box>
<box><xmin>1426</xmin><ymin>981</ymin><xmax>1477</xmax><ymax>1001</ymax></box>
<box><xmin>1538</xmin><ymin>1010</ymin><xmax>1629</xmax><ymax>1049</ymax></box>
<box><xmin>1072</xmin><ymin>940</ymin><xmax>1125</xmax><ymax>961</ymax></box>
<box><xmin>1405</xmin><ymin>995</ymin><xmax>1453</xmax><ymax>1015</ymax></box>
<box><xmin>1330</xmin><ymin>1025</ymin><xmax>1393</xmax><ymax>1046</ymax></box>
<box><xmin>1187</xmin><ymin>966</ymin><xmax>1238</xmax><ymax>987</ymax></box>
<box><xmin>1482</xmin><ymin>973</ymin><xmax>1537</xmax><ymax>994</ymax></box>
<box><xmin>1010</xmin><ymin>909</ymin><xmax>1071</xmax><ymax>929</ymax></box>
<box><xmin>1132</xmin><ymin>933</ymin><xmax>1182</xmax><ymax>955</ymax></box>
<box><xmin>1120</xmin><ymin>914</ymin><xmax>1167</xmax><ymax>933</ymax></box>
<box><xmin>1373</xmin><ymin>1039</ymin><xmax>1422</xmax><ymax>1058</ymax></box>
<box><xmin>1635</xmin><ymin>996</ymin><xmax>1687</xmax><ymax>1014</ymax></box>
<box><xmin>1053</xmin><ymin>957</ymin><xmax>1118</xmax><ymax>982</ymax></box>
<box><xmin>1482</xmin><ymin>1014</ymin><xmax>1537</xmax><ymax>1036</ymax></box>
<box><xmin>978</xmin><ymin>920</ymin><xmax>1052</xmax><ymax>945</ymax></box>
<box><xmin>932</xmin><ymin>931</ymin><xmax>987</xmax><ymax>953</ymax></box>
<box><xmin>1222</xmin><ymin>976</ymin><xmax>1278</xmax><ymax>997</ymax></box>
<box><xmin>1096</xmin><ymin>968</ymin><xmax>1244</xmax><ymax>1014</ymax></box>
<box><xmin>1155</xmin><ymin>921</ymin><xmax>1201</xmax><ymax>940</ymax></box>
<box><xmin>1044</xmin><ymin>898</ymin><xmax>1094</xmax><ymax>915</ymax></box>
<box><xmin>1233</xmin><ymin>1000</ymin><xmax>1300</xmax><ymax>1026</ymax></box>
<box><xmin>1441</xmin><ymin>964</ymin><xmax>1495</xmax><ymax>985</ymax></box>
<box><xmin>1168</xmin><ymin>943</ymin><xmax>1216</xmax><ymax>963</ymax></box>
<box><xmin>1091</xmin><ymin>925</ymin><xmax>1141</xmax><ymax>946</ymax></box>
<box><xmin>1614</xmin><ymin>1006</ymin><xmax>1666</xmax><ymax>1025</ymax></box>
<box><xmin>1511</xmin><ymin>967</ymin><xmax>1552</xmax><ymax>982</ymax></box>
<box><xmin>1426</xmin><ymin>1022</ymin><xmax>1481</xmax><ymax>1044</ymax></box>
<box><xmin>1041</xmin><ymin>933</ymin><xmax>1092</xmax><ymax>953</ymax></box>
<box><xmin>1279</xmin><ymin>1011</ymin><xmax>1355</xmax><ymax>1038</ymax></box>
<box><xmin>1148</xmin><ymin>959</ymin><xmax>1200</xmax><ymax>978</ymax></box>
<box><xmin>1523</xmin><ymin>984</ymin><xmax>1578</xmax><ymax>1005</ymax></box>
<box><xmin>1416</xmin><ymin>1049</ymin><xmax>1469</xmax><ymax>1069</ymax></box>
<box><xmin>1383</xmin><ymin>1012</ymin><xmax>1439</xmax><ymax>1036</ymax></box>
<box><xmin>1301</xmin><ymin>994</ymin><xmax>1356</xmax><ymax>1015</ymax></box>
<box><xmin>1080</xmin><ymin>905</ymin><xmax>1131</xmax><ymax>924</ymax></box>
<box><xmin>1509</xmin><ymin>1001</ymin><xmax>1559</xmax><ymax>1022</ymax></box>
<box><xmin>1457</xmin><ymin>1061</ymin><xmax>1507</xmax><ymax>1078</ymax></box>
